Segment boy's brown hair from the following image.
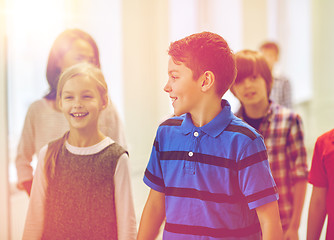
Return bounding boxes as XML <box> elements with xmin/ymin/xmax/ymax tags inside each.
<box><xmin>231</xmin><ymin>50</ymin><xmax>273</xmax><ymax>97</ymax></box>
<box><xmin>259</xmin><ymin>41</ymin><xmax>280</xmax><ymax>56</ymax></box>
<box><xmin>168</xmin><ymin>31</ymin><xmax>236</xmax><ymax>97</ymax></box>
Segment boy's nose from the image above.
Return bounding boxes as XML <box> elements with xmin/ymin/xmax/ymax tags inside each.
<box><xmin>244</xmin><ymin>79</ymin><xmax>252</xmax><ymax>88</ymax></box>
<box><xmin>164</xmin><ymin>82</ymin><xmax>171</xmax><ymax>93</ymax></box>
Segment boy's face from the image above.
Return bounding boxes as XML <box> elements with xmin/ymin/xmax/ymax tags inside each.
<box><xmin>232</xmin><ymin>75</ymin><xmax>269</xmax><ymax>108</ymax></box>
<box><xmin>164</xmin><ymin>58</ymin><xmax>203</xmax><ymax>116</ymax></box>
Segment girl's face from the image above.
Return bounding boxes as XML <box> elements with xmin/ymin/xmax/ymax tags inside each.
<box><xmin>59</xmin><ymin>75</ymin><xmax>107</xmax><ymax>132</ymax></box>
<box><xmin>58</xmin><ymin>39</ymin><xmax>96</xmax><ymax>72</ymax></box>
<box><xmin>232</xmin><ymin>74</ymin><xmax>269</xmax><ymax>107</ymax></box>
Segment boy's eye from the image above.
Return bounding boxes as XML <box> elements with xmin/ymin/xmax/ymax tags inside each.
<box><xmin>83</xmin><ymin>95</ymin><xmax>93</xmax><ymax>99</ymax></box>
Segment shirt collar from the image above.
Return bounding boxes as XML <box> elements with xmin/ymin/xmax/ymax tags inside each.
<box><xmin>180</xmin><ymin>100</ymin><xmax>234</xmax><ymax>137</ymax></box>
<box><xmin>236</xmin><ymin>100</ymin><xmax>276</xmax><ymax>123</ymax></box>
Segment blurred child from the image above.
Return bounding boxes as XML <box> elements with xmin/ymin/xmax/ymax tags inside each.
<box><xmin>22</xmin><ymin>63</ymin><xmax>136</xmax><ymax>240</ymax></box>
<box><xmin>231</xmin><ymin>50</ymin><xmax>308</xmax><ymax>239</ymax></box>
<box><xmin>15</xmin><ymin>29</ymin><xmax>127</xmax><ymax>195</ymax></box>
<box><xmin>307</xmin><ymin>129</ymin><xmax>334</xmax><ymax>239</ymax></box>
<box><xmin>259</xmin><ymin>41</ymin><xmax>292</xmax><ymax>108</ymax></box>
<box><xmin>137</xmin><ymin>32</ymin><xmax>283</xmax><ymax>240</ymax></box>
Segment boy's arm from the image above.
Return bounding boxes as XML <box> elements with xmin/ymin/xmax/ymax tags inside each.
<box><xmin>307</xmin><ymin>186</ymin><xmax>327</xmax><ymax>240</ymax></box>
<box><xmin>284</xmin><ymin>179</ymin><xmax>307</xmax><ymax>240</ymax></box>
<box><xmin>256</xmin><ymin>201</ymin><xmax>283</xmax><ymax>240</ymax></box>
<box><xmin>137</xmin><ymin>189</ymin><xmax>165</xmax><ymax>240</ymax></box>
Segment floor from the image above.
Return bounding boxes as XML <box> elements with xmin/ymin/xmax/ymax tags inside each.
<box><xmin>10</xmin><ymin>169</ymin><xmax>326</xmax><ymax>240</ymax></box>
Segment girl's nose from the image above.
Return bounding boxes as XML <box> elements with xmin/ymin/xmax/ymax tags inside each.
<box><xmin>73</xmin><ymin>98</ymin><xmax>83</xmax><ymax>108</ymax></box>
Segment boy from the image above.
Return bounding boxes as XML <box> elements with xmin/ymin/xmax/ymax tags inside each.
<box><xmin>307</xmin><ymin>129</ymin><xmax>334</xmax><ymax>239</ymax></box>
<box><xmin>230</xmin><ymin>50</ymin><xmax>308</xmax><ymax>239</ymax></box>
<box><xmin>138</xmin><ymin>32</ymin><xmax>283</xmax><ymax>240</ymax></box>
<box><xmin>259</xmin><ymin>41</ymin><xmax>292</xmax><ymax>109</ymax></box>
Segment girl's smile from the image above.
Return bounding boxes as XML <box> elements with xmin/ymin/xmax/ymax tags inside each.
<box><xmin>59</xmin><ymin>75</ymin><xmax>105</xmax><ymax>132</ymax></box>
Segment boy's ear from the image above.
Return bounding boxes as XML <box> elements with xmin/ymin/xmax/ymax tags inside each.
<box><xmin>200</xmin><ymin>71</ymin><xmax>215</xmax><ymax>92</ymax></box>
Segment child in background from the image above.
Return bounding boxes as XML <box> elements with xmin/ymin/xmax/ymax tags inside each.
<box><xmin>138</xmin><ymin>32</ymin><xmax>283</xmax><ymax>240</ymax></box>
<box><xmin>231</xmin><ymin>50</ymin><xmax>308</xmax><ymax>239</ymax></box>
<box><xmin>259</xmin><ymin>41</ymin><xmax>292</xmax><ymax>109</ymax></box>
<box><xmin>307</xmin><ymin>129</ymin><xmax>334</xmax><ymax>239</ymax></box>
<box><xmin>22</xmin><ymin>63</ymin><xmax>136</xmax><ymax>240</ymax></box>
<box><xmin>15</xmin><ymin>29</ymin><xmax>127</xmax><ymax>195</ymax></box>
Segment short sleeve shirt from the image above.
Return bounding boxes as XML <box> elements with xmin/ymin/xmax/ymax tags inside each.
<box><xmin>236</xmin><ymin>101</ymin><xmax>308</xmax><ymax>229</ymax></box>
<box><xmin>309</xmin><ymin>129</ymin><xmax>334</xmax><ymax>239</ymax></box>
<box><xmin>144</xmin><ymin>100</ymin><xmax>279</xmax><ymax>240</ymax></box>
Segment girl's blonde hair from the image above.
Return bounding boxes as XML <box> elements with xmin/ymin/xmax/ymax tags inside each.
<box><xmin>45</xmin><ymin>62</ymin><xmax>108</xmax><ymax>181</ymax></box>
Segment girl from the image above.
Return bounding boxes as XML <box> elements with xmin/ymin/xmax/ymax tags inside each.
<box><xmin>15</xmin><ymin>29</ymin><xmax>127</xmax><ymax>196</ymax></box>
<box><xmin>23</xmin><ymin>63</ymin><xmax>136</xmax><ymax>240</ymax></box>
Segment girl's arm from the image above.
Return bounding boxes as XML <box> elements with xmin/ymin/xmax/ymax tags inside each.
<box><xmin>256</xmin><ymin>201</ymin><xmax>283</xmax><ymax>240</ymax></box>
<box><xmin>114</xmin><ymin>153</ymin><xmax>137</xmax><ymax>240</ymax></box>
<box><xmin>307</xmin><ymin>186</ymin><xmax>327</xmax><ymax>240</ymax></box>
<box><xmin>22</xmin><ymin>145</ymin><xmax>48</xmax><ymax>240</ymax></box>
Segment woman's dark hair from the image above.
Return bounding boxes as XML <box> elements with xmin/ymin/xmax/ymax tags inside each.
<box><xmin>45</xmin><ymin>29</ymin><xmax>100</xmax><ymax>100</ymax></box>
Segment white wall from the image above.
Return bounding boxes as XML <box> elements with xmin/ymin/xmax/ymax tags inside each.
<box><xmin>122</xmin><ymin>0</ymin><xmax>170</xmax><ymax>172</ymax></box>
<box><xmin>0</xmin><ymin>0</ymin><xmax>10</xmax><ymax>238</ymax></box>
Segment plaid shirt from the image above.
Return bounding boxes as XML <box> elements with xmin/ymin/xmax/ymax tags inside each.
<box><xmin>236</xmin><ymin>101</ymin><xmax>308</xmax><ymax>229</ymax></box>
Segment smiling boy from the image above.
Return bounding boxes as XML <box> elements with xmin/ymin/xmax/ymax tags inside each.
<box><xmin>137</xmin><ymin>32</ymin><xmax>283</xmax><ymax>240</ymax></box>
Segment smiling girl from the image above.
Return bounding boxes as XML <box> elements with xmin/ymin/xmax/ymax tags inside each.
<box><xmin>22</xmin><ymin>63</ymin><xmax>136</xmax><ymax>240</ymax></box>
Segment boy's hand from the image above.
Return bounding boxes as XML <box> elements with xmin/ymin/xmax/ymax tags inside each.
<box><xmin>137</xmin><ymin>189</ymin><xmax>165</xmax><ymax>240</ymax></box>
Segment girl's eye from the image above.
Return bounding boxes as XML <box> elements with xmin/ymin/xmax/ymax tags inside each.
<box><xmin>83</xmin><ymin>95</ymin><xmax>93</xmax><ymax>99</ymax></box>
<box><xmin>64</xmin><ymin>96</ymin><xmax>73</xmax><ymax>100</ymax></box>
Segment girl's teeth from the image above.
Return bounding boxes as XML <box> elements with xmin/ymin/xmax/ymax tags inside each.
<box><xmin>72</xmin><ymin>113</ymin><xmax>87</xmax><ymax>117</ymax></box>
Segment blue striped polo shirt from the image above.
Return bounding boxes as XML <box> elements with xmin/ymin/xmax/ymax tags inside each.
<box><xmin>144</xmin><ymin>100</ymin><xmax>279</xmax><ymax>240</ymax></box>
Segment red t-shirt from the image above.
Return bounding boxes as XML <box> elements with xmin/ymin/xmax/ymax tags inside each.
<box><xmin>309</xmin><ymin>129</ymin><xmax>334</xmax><ymax>239</ymax></box>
